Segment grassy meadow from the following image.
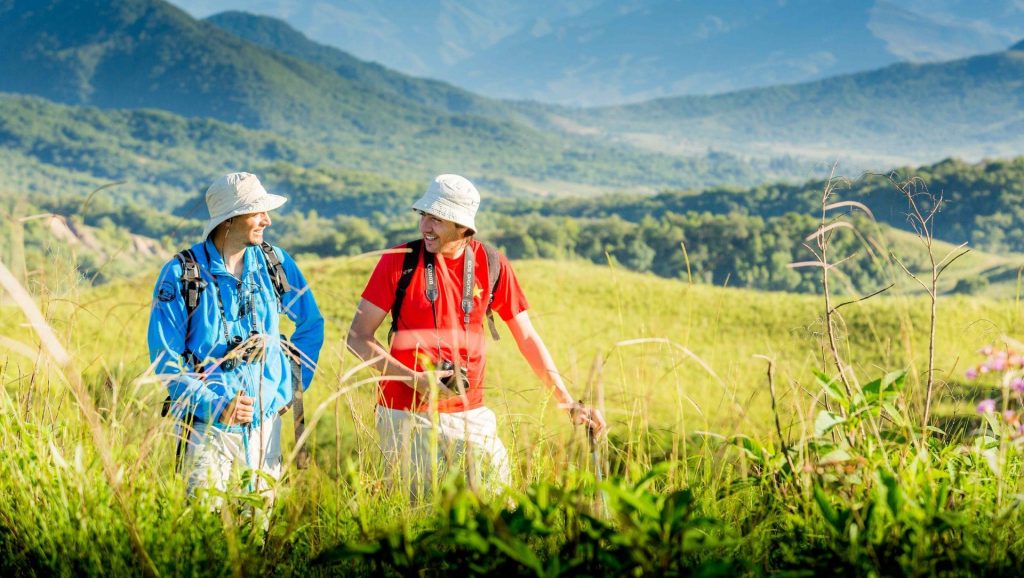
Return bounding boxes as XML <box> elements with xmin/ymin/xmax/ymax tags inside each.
<box><xmin>2</xmin><ymin>247</ymin><xmax>1024</xmax><ymax>576</ymax></box>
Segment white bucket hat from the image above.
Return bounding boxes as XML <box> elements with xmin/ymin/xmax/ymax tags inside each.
<box><xmin>411</xmin><ymin>174</ymin><xmax>481</xmax><ymax>234</ymax></box>
<box><xmin>201</xmin><ymin>172</ymin><xmax>287</xmax><ymax>240</ymax></box>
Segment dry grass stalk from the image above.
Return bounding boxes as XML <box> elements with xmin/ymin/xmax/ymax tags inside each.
<box><xmin>885</xmin><ymin>174</ymin><xmax>970</xmax><ymax>433</ymax></box>
<box><xmin>0</xmin><ymin>257</ymin><xmax>159</xmax><ymax>577</ymax></box>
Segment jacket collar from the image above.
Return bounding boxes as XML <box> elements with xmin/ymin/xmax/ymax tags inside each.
<box><xmin>202</xmin><ymin>238</ymin><xmax>254</xmax><ymax>278</ymax></box>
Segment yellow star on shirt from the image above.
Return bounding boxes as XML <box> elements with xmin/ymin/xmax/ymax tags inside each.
<box><xmin>473</xmin><ymin>283</ymin><xmax>483</xmax><ymax>299</ymax></box>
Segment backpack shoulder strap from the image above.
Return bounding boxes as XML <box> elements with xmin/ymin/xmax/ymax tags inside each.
<box><xmin>173</xmin><ymin>248</ymin><xmax>205</xmax><ymax>370</ymax></box>
<box><xmin>481</xmin><ymin>241</ymin><xmax>502</xmax><ymax>341</ymax></box>
<box><xmin>259</xmin><ymin>242</ymin><xmax>291</xmax><ymax>301</ymax></box>
<box><xmin>175</xmin><ymin>249</ymin><xmax>204</xmax><ymax>313</ymax></box>
<box><xmin>163</xmin><ymin>249</ymin><xmax>203</xmax><ymax>439</ymax></box>
<box><xmin>389</xmin><ymin>240</ymin><xmax>423</xmax><ymax>344</ymax></box>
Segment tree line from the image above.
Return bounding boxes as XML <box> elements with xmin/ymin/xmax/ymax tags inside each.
<box><xmin>5</xmin><ymin>156</ymin><xmax>1020</xmax><ymax>296</ymax></box>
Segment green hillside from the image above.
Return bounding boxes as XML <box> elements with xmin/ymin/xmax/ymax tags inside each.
<box><xmin>0</xmin><ymin>87</ymin><xmax>780</xmax><ymax>202</ymax></box>
<box><xmin>0</xmin><ymin>0</ymin><xmax>472</xmax><ymax>136</ymax></box>
<box><xmin>485</xmin><ymin>157</ymin><xmax>1024</xmax><ymax>293</ymax></box>
<box><xmin>0</xmin><ymin>0</ymin><xmax>802</xmax><ymax>196</ymax></box>
<box><xmin>6</xmin><ymin>152</ymin><xmax>1024</xmax><ymax>299</ymax></box>
<box><xmin>204</xmin><ymin>11</ymin><xmax>514</xmax><ymax>122</ymax></box>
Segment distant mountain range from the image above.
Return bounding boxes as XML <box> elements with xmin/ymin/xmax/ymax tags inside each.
<box><xmin>559</xmin><ymin>42</ymin><xmax>1024</xmax><ymax>166</ymax></box>
<box><xmin>171</xmin><ymin>0</ymin><xmax>1024</xmax><ymax>106</ymax></box>
<box><xmin>4</xmin><ymin>0</ymin><xmax>796</xmax><ymax>199</ymax></box>
<box><xmin>2</xmin><ymin>0</ymin><xmax>1022</xmax><ymax>206</ymax></box>
<box><xmin>201</xmin><ymin>8</ymin><xmax>1024</xmax><ymax>170</ymax></box>
<box><xmin>0</xmin><ymin>0</ymin><xmax>515</xmax><ymax>138</ymax></box>
<box><xmin>201</xmin><ymin>10</ymin><xmax>510</xmax><ymax>121</ymax></box>
<box><xmin>4</xmin><ymin>0</ymin><xmax>1024</xmax><ymax>295</ymax></box>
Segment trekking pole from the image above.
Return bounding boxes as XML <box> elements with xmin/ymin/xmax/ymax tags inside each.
<box><xmin>290</xmin><ymin>355</ymin><xmax>310</xmax><ymax>470</ymax></box>
<box><xmin>588</xmin><ymin>422</ymin><xmax>609</xmax><ymax>519</ymax></box>
<box><xmin>235</xmin><ymin>387</ymin><xmax>255</xmax><ymax>493</ymax></box>
<box><xmin>283</xmin><ymin>338</ymin><xmax>310</xmax><ymax>469</ymax></box>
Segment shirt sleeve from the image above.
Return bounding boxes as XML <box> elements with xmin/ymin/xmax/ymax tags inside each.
<box><xmin>146</xmin><ymin>259</ymin><xmax>229</xmax><ymax>423</ymax></box>
<box><xmin>277</xmin><ymin>247</ymin><xmax>325</xmax><ymax>391</ymax></box>
<box><xmin>361</xmin><ymin>250</ymin><xmax>402</xmax><ymax>313</ymax></box>
<box><xmin>491</xmin><ymin>253</ymin><xmax>529</xmax><ymax>321</ymax></box>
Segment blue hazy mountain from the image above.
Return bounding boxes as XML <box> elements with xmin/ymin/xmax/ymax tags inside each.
<box><xmin>171</xmin><ymin>0</ymin><xmax>602</xmax><ymax>77</ymax></box>
<box><xmin>200</xmin><ymin>8</ymin><xmax>1024</xmax><ymax>170</ymax></box>
<box><xmin>170</xmin><ymin>0</ymin><xmax>1024</xmax><ymax>105</ymax></box>
<box><xmin>562</xmin><ymin>40</ymin><xmax>1024</xmax><ymax>165</ymax></box>
<box><xmin>0</xmin><ymin>0</ymin><xmax>560</xmax><ymax>150</ymax></box>
<box><xmin>3</xmin><ymin>0</ymin><xmax>1022</xmax><ymax>196</ymax></box>
<box><xmin>454</xmin><ymin>0</ymin><xmax>894</xmax><ymax>105</ymax></box>
<box><xmin>202</xmin><ymin>10</ymin><xmax>512</xmax><ymax>120</ymax></box>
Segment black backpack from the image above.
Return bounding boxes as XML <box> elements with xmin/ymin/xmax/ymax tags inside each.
<box><xmin>389</xmin><ymin>239</ymin><xmax>502</xmax><ymax>343</ymax></box>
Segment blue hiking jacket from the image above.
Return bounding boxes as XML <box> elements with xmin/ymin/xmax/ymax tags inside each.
<box><xmin>147</xmin><ymin>239</ymin><xmax>325</xmax><ymax>431</ymax></box>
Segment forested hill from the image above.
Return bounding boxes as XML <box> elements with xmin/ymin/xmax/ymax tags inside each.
<box><xmin>0</xmin><ymin>0</ymin><xmax>805</xmax><ymax>195</ymax></box>
<box><xmin>0</xmin><ymin>0</ymin><xmax>510</xmax><ymax>138</ymax></box>
<box><xmin>7</xmin><ymin>154</ymin><xmax>1022</xmax><ymax>297</ymax></box>
<box><xmin>494</xmin><ymin>157</ymin><xmax>1024</xmax><ymax>255</ymax></box>
<box><xmin>203</xmin><ymin>11</ymin><xmax>513</xmax><ymax>122</ymax></box>
<box><xmin>0</xmin><ymin>91</ymin><xmax>780</xmax><ymax>213</ymax></box>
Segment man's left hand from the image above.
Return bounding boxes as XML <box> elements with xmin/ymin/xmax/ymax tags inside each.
<box><xmin>564</xmin><ymin>402</ymin><xmax>607</xmax><ymax>437</ymax></box>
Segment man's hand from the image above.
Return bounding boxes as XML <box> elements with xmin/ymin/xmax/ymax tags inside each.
<box><xmin>219</xmin><ymin>393</ymin><xmax>255</xmax><ymax>425</ymax></box>
<box><xmin>412</xmin><ymin>370</ymin><xmax>459</xmax><ymax>399</ymax></box>
<box><xmin>564</xmin><ymin>401</ymin><xmax>607</xmax><ymax>437</ymax></box>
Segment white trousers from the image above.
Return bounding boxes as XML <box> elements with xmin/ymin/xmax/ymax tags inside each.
<box><xmin>376</xmin><ymin>405</ymin><xmax>511</xmax><ymax>500</ymax></box>
<box><xmin>182</xmin><ymin>414</ymin><xmax>283</xmax><ymax>508</ymax></box>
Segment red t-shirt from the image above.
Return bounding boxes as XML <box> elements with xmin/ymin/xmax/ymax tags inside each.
<box><xmin>361</xmin><ymin>239</ymin><xmax>529</xmax><ymax>412</ymax></box>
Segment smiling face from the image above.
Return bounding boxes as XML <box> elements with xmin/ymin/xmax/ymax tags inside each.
<box><xmin>418</xmin><ymin>211</ymin><xmax>469</xmax><ymax>257</ymax></box>
<box><xmin>218</xmin><ymin>211</ymin><xmax>272</xmax><ymax>249</ymax></box>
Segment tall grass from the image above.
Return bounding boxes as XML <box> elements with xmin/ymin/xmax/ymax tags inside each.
<box><xmin>2</xmin><ymin>191</ymin><xmax>1024</xmax><ymax>575</ymax></box>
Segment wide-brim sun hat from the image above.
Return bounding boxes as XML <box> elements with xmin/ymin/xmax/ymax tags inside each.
<box><xmin>201</xmin><ymin>172</ymin><xmax>287</xmax><ymax>240</ymax></box>
<box><xmin>411</xmin><ymin>174</ymin><xmax>481</xmax><ymax>234</ymax></box>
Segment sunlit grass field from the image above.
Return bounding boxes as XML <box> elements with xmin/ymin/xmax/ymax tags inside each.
<box><xmin>2</xmin><ymin>253</ymin><xmax>1023</xmax><ymax>576</ymax></box>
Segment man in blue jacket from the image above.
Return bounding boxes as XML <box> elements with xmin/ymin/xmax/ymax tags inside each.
<box><xmin>148</xmin><ymin>172</ymin><xmax>324</xmax><ymax>509</ymax></box>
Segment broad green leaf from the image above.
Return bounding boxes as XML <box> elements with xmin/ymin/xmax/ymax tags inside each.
<box><xmin>729</xmin><ymin>434</ymin><xmax>769</xmax><ymax>465</ymax></box>
<box><xmin>881</xmin><ymin>370</ymin><xmax>907</xmax><ymax>391</ymax></box>
<box><xmin>815</xmin><ymin>410</ymin><xmax>846</xmax><ymax>437</ymax></box>
<box><xmin>490</xmin><ymin>536</ymin><xmax>543</xmax><ymax>575</ymax></box>
<box><xmin>813</xmin><ymin>485</ymin><xmax>842</xmax><ymax>534</ymax></box>
<box><xmin>815</xmin><ymin>370</ymin><xmax>848</xmax><ymax>404</ymax></box>
<box><xmin>862</xmin><ymin>376</ymin><xmax>883</xmax><ymax>399</ymax></box>
<box><xmin>818</xmin><ymin>448</ymin><xmax>852</xmax><ymax>464</ymax></box>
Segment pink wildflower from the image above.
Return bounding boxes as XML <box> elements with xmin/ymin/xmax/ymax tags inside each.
<box><xmin>977</xmin><ymin>399</ymin><xmax>997</xmax><ymax>414</ymax></box>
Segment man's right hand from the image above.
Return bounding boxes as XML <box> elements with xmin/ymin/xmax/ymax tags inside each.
<box><xmin>219</xmin><ymin>394</ymin><xmax>255</xmax><ymax>425</ymax></box>
<box><xmin>412</xmin><ymin>370</ymin><xmax>459</xmax><ymax>399</ymax></box>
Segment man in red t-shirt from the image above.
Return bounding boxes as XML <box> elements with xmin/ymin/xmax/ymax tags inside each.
<box><xmin>347</xmin><ymin>174</ymin><xmax>605</xmax><ymax>499</ymax></box>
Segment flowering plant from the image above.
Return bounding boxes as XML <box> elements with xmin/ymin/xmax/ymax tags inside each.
<box><xmin>965</xmin><ymin>341</ymin><xmax>1024</xmax><ymax>442</ymax></box>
